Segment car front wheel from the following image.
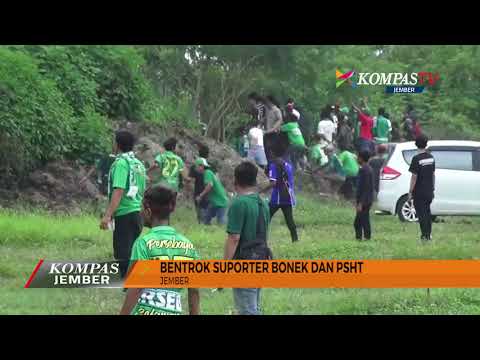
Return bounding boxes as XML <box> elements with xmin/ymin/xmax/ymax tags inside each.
<box><xmin>397</xmin><ymin>196</ymin><xmax>418</xmax><ymax>222</ymax></box>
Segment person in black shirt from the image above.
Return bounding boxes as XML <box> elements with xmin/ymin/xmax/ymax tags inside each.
<box><xmin>408</xmin><ymin>135</ymin><xmax>435</xmax><ymax>241</ymax></box>
<box><xmin>188</xmin><ymin>145</ymin><xmax>210</xmax><ymax>224</ymax></box>
<box><xmin>354</xmin><ymin>150</ymin><xmax>374</xmax><ymax>240</ymax></box>
<box><xmin>79</xmin><ymin>153</ymin><xmax>116</xmax><ymax>196</ymax></box>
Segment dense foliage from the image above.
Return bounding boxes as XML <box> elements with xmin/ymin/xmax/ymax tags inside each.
<box><xmin>1</xmin><ymin>45</ymin><xmax>479</xmax><ymax>182</ymax></box>
<box><xmin>335</xmin><ymin>45</ymin><xmax>480</xmax><ymax>140</ymax></box>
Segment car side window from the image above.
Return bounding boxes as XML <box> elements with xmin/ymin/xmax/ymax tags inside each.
<box><xmin>402</xmin><ymin>150</ymin><xmax>417</xmax><ymax>165</ymax></box>
<box><xmin>430</xmin><ymin>150</ymin><xmax>473</xmax><ymax>171</ymax></box>
<box><xmin>473</xmin><ymin>150</ymin><xmax>480</xmax><ymax>171</ymax></box>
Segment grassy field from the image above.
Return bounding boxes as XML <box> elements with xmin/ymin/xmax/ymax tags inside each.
<box><xmin>1</xmin><ymin>193</ymin><xmax>480</xmax><ymax>315</ymax></box>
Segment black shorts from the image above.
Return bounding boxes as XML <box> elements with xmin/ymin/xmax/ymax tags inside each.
<box><xmin>113</xmin><ymin>211</ymin><xmax>143</xmax><ymax>278</ymax></box>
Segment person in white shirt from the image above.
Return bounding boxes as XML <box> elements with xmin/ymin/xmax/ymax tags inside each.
<box><xmin>318</xmin><ymin>109</ymin><xmax>336</xmax><ymax>143</ymax></box>
<box><xmin>247</xmin><ymin>122</ymin><xmax>268</xmax><ymax>169</ymax></box>
<box><xmin>330</xmin><ymin>105</ymin><xmax>338</xmax><ymax>127</ymax></box>
<box><xmin>292</xmin><ymin>108</ymin><xmax>300</xmax><ymax>120</ymax></box>
<box><xmin>287</xmin><ymin>98</ymin><xmax>300</xmax><ymax>119</ymax></box>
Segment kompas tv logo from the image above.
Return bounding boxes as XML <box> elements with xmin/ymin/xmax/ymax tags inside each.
<box><xmin>336</xmin><ymin>68</ymin><xmax>356</xmax><ymax>88</ymax></box>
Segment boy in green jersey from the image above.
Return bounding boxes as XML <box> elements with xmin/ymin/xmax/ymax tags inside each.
<box><xmin>337</xmin><ymin>144</ymin><xmax>359</xmax><ymax>200</ymax></box>
<box><xmin>310</xmin><ymin>134</ymin><xmax>329</xmax><ymax>170</ymax></box>
<box><xmin>147</xmin><ymin>137</ymin><xmax>188</xmax><ymax>192</ymax></box>
<box><xmin>324</xmin><ymin>145</ymin><xmax>346</xmax><ymax>178</ymax></box>
<box><xmin>281</xmin><ymin>109</ymin><xmax>307</xmax><ymax>174</ymax></box>
<box><xmin>100</xmin><ymin>130</ymin><xmax>146</xmax><ymax>278</ymax></box>
<box><xmin>373</xmin><ymin>107</ymin><xmax>392</xmax><ymax>144</ymax></box>
<box><xmin>120</xmin><ymin>185</ymin><xmax>200</xmax><ymax>315</ymax></box>
<box><xmin>225</xmin><ymin>161</ymin><xmax>271</xmax><ymax>315</ymax></box>
<box><xmin>195</xmin><ymin>158</ymin><xmax>229</xmax><ymax>225</ymax></box>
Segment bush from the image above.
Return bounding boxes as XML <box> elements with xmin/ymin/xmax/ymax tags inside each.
<box><xmin>0</xmin><ymin>45</ymin><xmax>241</xmax><ymax>183</ymax></box>
<box><xmin>19</xmin><ymin>45</ymin><xmax>101</xmax><ymax>117</ymax></box>
<box><xmin>0</xmin><ymin>134</ymin><xmax>27</xmax><ymax>187</ymax></box>
<box><xmin>79</xmin><ymin>46</ymin><xmax>152</xmax><ymax>121</ymax></box>
<box><xmin>0</xmin><ymin>47</ymin><xmax>76</xmax><ymax>178</ymax></box>
<box><xmin>144</xmin><ymin>95</ymin><xmax>199</xmax><ymax>130</ymax></box>
<box><xmin>0</xmin><ymin>46</ymin><xmax>164</xmax><ymax>180</ymax></box>
<box><xmin>424</xmin><ymin>112</ymin><xmax>480</xmax><ymax>140</ymax></box>
<box><xmin>67</xmin><ymin>108</ymin><xmax>112</xmax><ymax>165</ymax></box>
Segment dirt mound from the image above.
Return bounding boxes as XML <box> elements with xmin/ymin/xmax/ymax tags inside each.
<box><xmin>0</xmin><ymin>120</ymin><xmax>342</xmax><ymax>212</ymax></box>
<box><xmin>0</xmin><ymin>160</ymin><xmax>101</xmax><ymax>214</ymax></box>
<box><xmin>0</xmin><ymin>122</ymin><xmax>270</xmax><ymax>212</ymax></box>
<box><xmin>308</xmin><ymin>171</ymin><xmax>344</xmax><ymax>199</ymax></box>
<box><xmin>135</xmin><ymin>125</ymin><xmax>270</xmax><ymax>203</ymax></box>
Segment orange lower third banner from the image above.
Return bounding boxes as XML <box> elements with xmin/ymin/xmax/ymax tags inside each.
<box><xmin>123</xmin><ymin>260</ymin><xmax>480</xmax><ymax>288</ymax></box>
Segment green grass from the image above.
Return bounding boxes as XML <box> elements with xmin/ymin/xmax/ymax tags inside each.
<box><xmin>1</xmin><ymin>194</ymin><xmax>480</xmax><ymax>315</ymax></box>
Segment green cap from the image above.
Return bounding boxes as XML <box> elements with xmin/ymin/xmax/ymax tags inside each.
<box><xmin>340</xmin><ymin>106</ymin><xmax>350</xmax><ymax>113</ymax></box>
<box><xmin>195</xmin><ymin>157</ymin><xmax>209</xmax><ymax>167</ymax></box>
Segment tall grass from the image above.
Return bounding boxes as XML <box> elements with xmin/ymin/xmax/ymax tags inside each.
<box><xmin>1</xmin><ymin>194</ymin><xmax>480</xmax><ymax>314</ymax></box>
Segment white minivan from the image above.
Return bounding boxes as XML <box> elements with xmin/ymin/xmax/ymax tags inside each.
<box><xmin>376</xmin><ymin>140</ymin><xmax>480</xmax><ymax>222</ymax></box>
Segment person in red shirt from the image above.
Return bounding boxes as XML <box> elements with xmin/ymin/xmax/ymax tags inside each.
<box><xmin>352</xmin><ymin>103</ymin><xmax>375</xmax><ymax>155</ymax></box>
<box><xmin>414</xmin><ymin>118</ymin><xmax>423</xmax><ymax>138</ymax></box>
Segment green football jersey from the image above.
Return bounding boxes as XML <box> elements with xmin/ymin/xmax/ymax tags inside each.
<box><xmin>154</xmin><ymin>151</ymin><xmax>185</xmax><ymax>191</ymax></box>
<box><xmin>129</xmin><ymin>225</ymin><xmax>199</xmax><ymax>315</ymax></box>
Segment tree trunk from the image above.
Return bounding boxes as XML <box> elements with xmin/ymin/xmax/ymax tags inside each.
<box><xmin>192</xmin><ymin>66</ymin><xmax>203</xmax><ymax>123</ymax></box>
<box><xmin>220</xmin><ymin>117</ymin><xmax>225</xmax><ymax>143</ymax></box>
